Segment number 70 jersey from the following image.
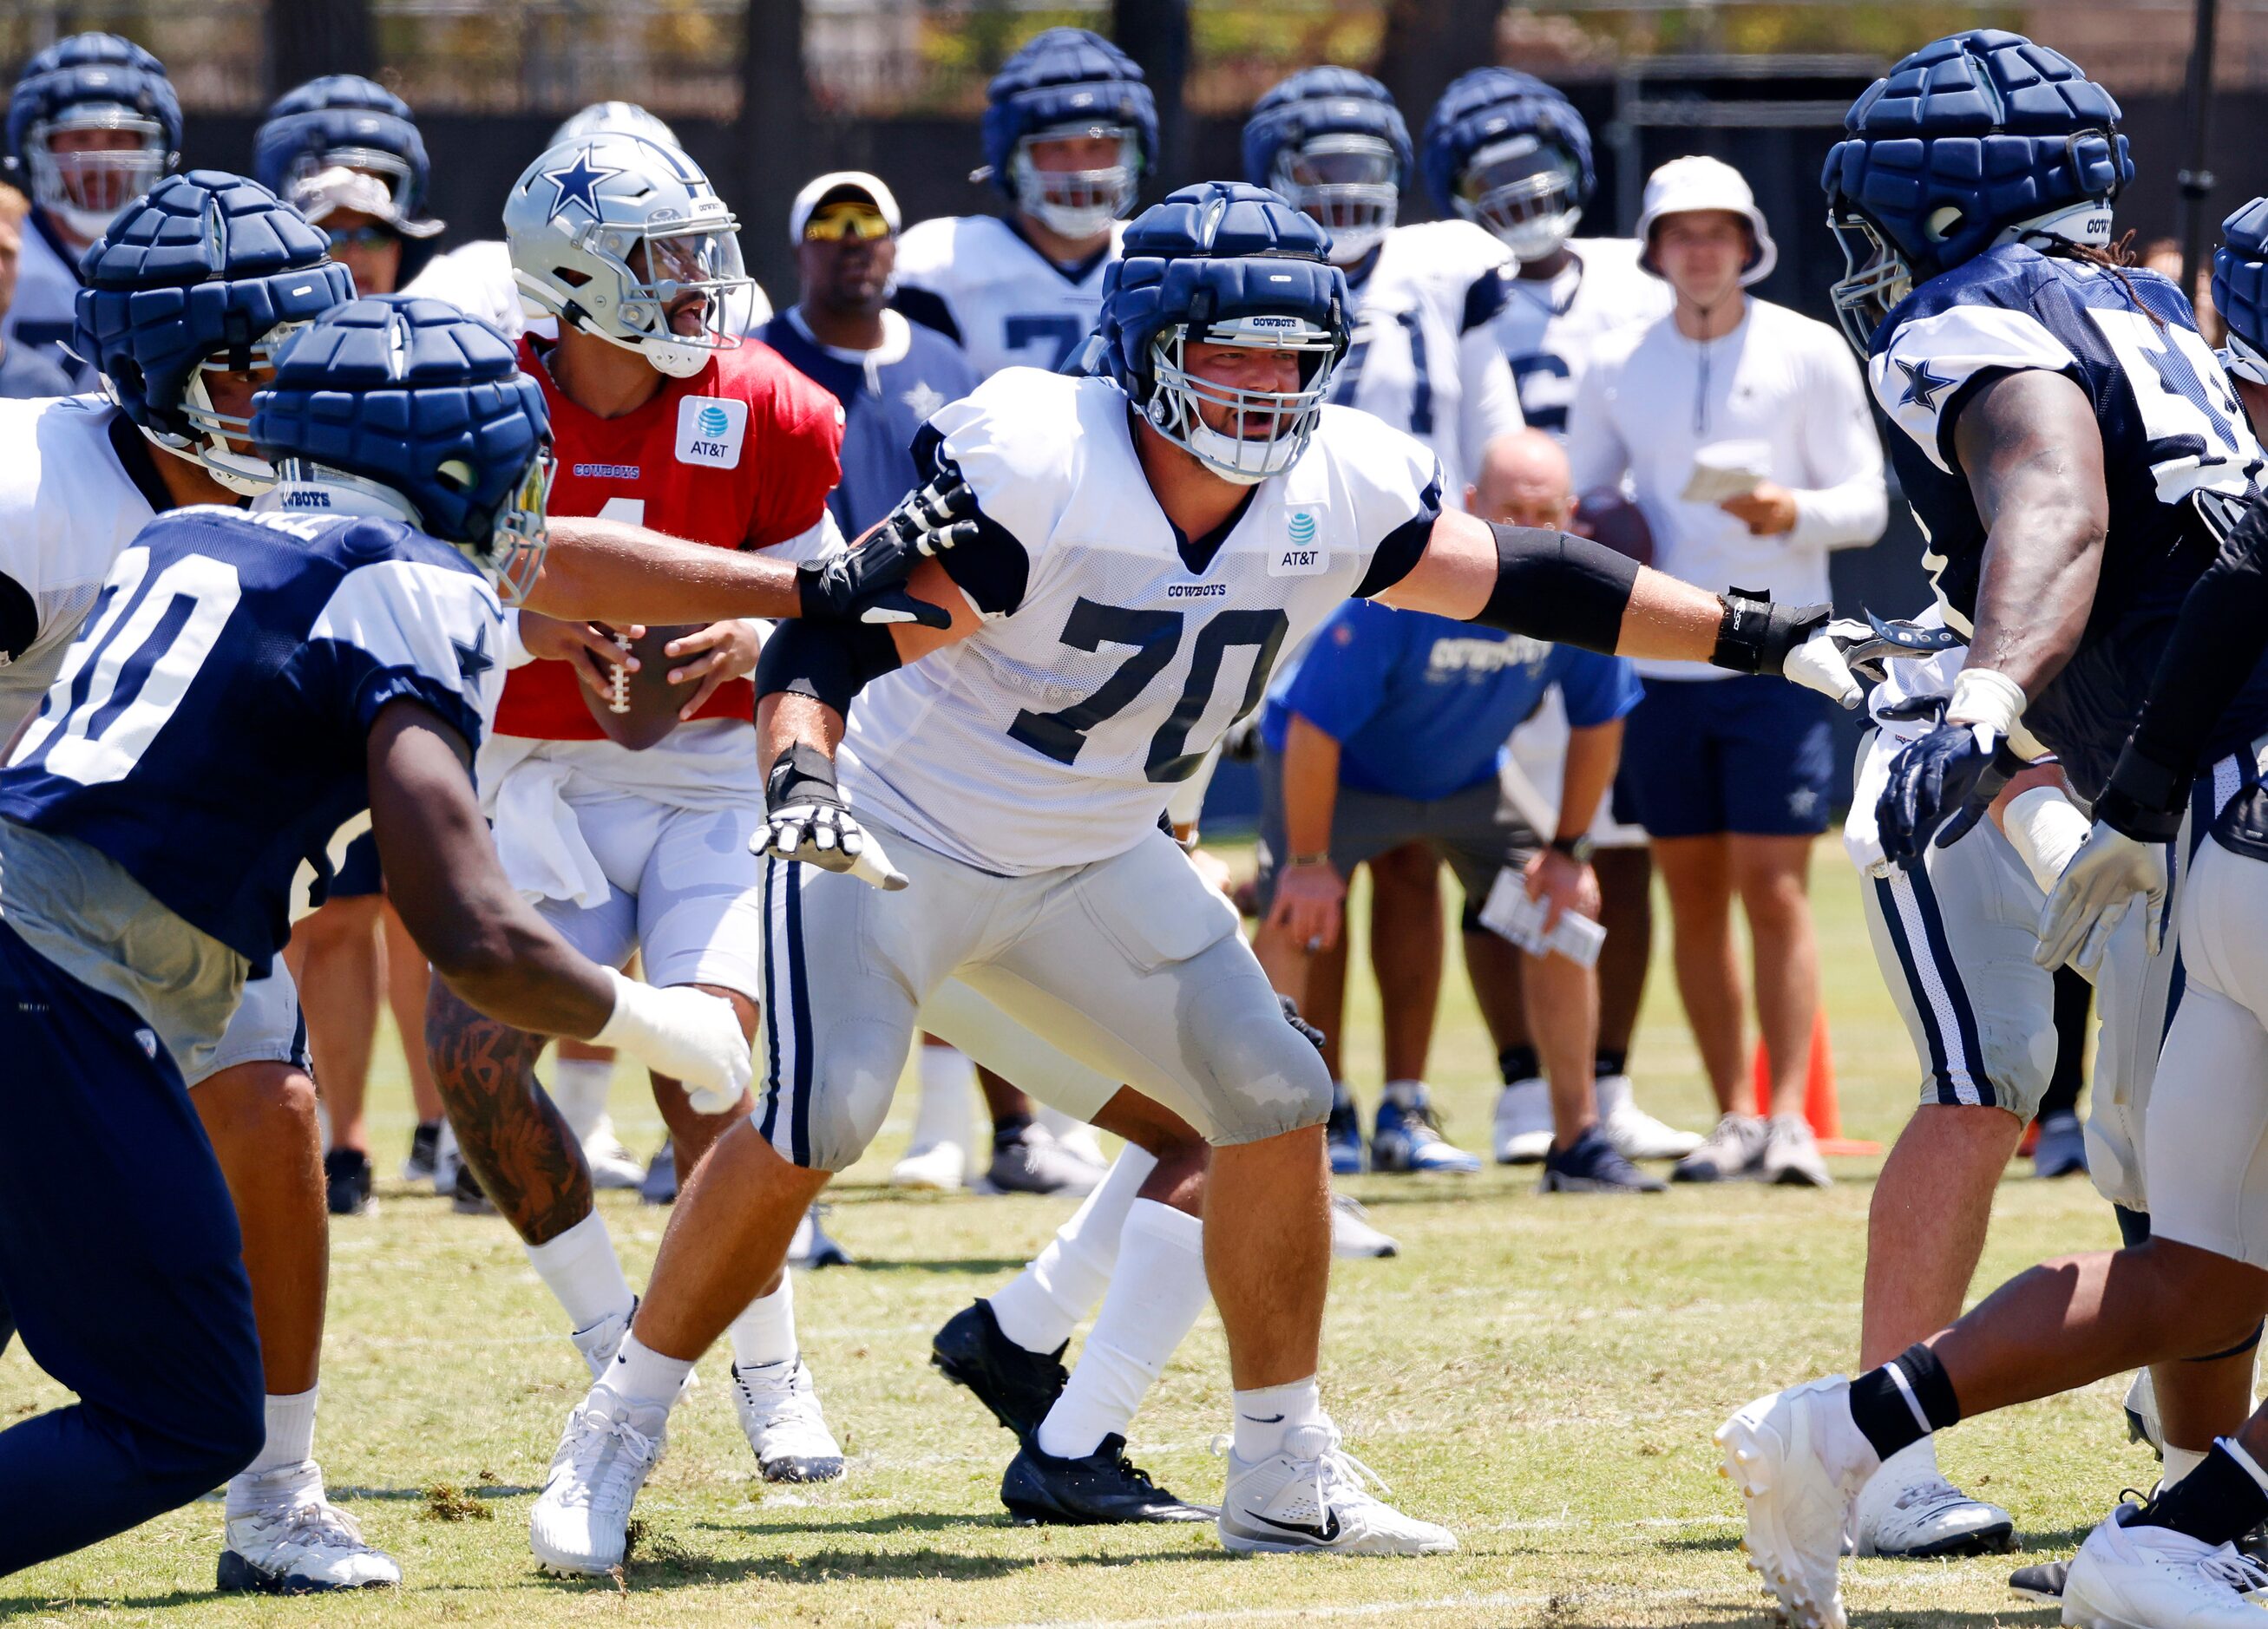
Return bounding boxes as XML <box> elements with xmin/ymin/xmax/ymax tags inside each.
<box><xmin>838</xmin><ymin>369</ymin><xmax>1443</xmax><ymax>874</ymax></box>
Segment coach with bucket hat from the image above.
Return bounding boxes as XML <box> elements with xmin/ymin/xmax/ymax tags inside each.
<box><xmin>1564</xmin><ymin>154</ymin><xmax>1886</xmax><ymax>1188</ymax></box>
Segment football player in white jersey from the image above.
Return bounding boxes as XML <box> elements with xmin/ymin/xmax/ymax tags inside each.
<box><xmin>1</xmin><ymin>33</ymin><xmax>180</xmax><ymax>389</ymax></box>
<box><xmin>1420</xmin><ymin>70</ymin><xmax>1688</xmax><ymax>1169</ymax></box>
<box><xmin>892</xmin><ymin>28</ymin><xmax>1154</xmax><ymax>380</ymax></box>
<box><xmin>525</xmin><ymin>180</ymin><xmax>1885</xmax><ymax>1575</ymax></box>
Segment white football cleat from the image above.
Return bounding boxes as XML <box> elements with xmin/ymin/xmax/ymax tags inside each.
<box><xmin>1328</xmin><ymin>1193</ymin><xmax>1399</xmax><ymax>1259</ymax></box>
<box><xmin>731</xmin><ymin>1357</ymin><xmax>845</xmax><ymax>1482</ymax></box>
<box><xmin>582</xmin><ymin>1118</ymin><xmax>646</xmax><ymax>1190</ymax></box>
<box><xmin>2061</xmin><ymin>1505</ymin><xmax>2268</xmax><ymax>1628</ymax></box>
<box><xmin>891</xmin><ymin>1140</ymin><xmax>967</xmax><ymax>1192</ymax></box>
<box><xmin>1852</xmin><ymin>1469</ymin><xmax>2013</xmax><ymax>1558</ymax></box>
<box><xmin>1217</xmin><ymin>1423</ymin><xmax>1456</xmax><ymax>1556</ymax></box>
<box><xmin>1596</xmin><ymin>1074</ymin><xmax>1703</xmax><ymax>1161</ymax></box>
<box><xmin>1492</xmin><ymin>1078</ymin><xmax>1553</xmax><ymax>1165</ymax></box>
<box><xmin>1717</xmin><ymin>1377</ymin><xmax>1878</xmax><ymax>1629</ymax></box>
<box><xmin>529</xmin><ymin>1390</ymin><xmax>667</xmax><ymax>1577</ymax></box>
<box><xmin>218</xmin><ymin>1462</ymin><xmax>401</xmax><ymax>1593</ymax></box>
<box><xmin>570</xmin><ymin>1304</ymin><xmax>636</xmax><ymax>1382</ymax></box>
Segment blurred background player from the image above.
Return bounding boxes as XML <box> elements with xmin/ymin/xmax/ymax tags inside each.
<box><xmin>0</xmin><ymin>189</ymin><xmax>72</xmax><ymax>401</ymax></box>
<box><xmin>1252</xmin><ymin>429</ymin><xmax>1658</xmax><ymax>1194</ymax></box>
<box><xmin>253</xmin><ymin>72</ymin><xmax>454</xmax><ymax>1210</ymax></box>
<box><xmin>1239</xmin><ymin>64</ymin><xmax>1525</xmax><ymax>1174</ymax></box>
<box><xmin>424</xmin><ymin>130</ymin><xmax>849</xmax><ymax>1484</ymax></box>
<box><xmin>888</xmin><ymin>26</ymin><xmax>1159</xmax><ymax>1196</ymax></box>
<box><xmin>1422</xmin><ymin>69</ymin><xmax>1686</xmax><ymax>1166</ymax></box>
<box><xmin>1566</xmin><ymin>154</ymin><xmax>1885</xmax><ymax>1187</ymax></box>
<box><xmin>2</xmin><ymin>32</ymin><xmax>179</xmax><ymax>387</ymax></box>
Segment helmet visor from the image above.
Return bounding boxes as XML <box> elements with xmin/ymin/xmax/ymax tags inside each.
<box><xmin>1458</xmin><ymin>137</ymin><xmax>1580</xmax><ymax>252</ymax></box>
<box><xmin>30</xmin><ymin>108</ymin><xmax>167</xmax><ymax>226</ymax></box>
<box><xmin>1276</xmin><ymin>135</ymin><xmax>1399</xmax><ymax>264</ymax></box>
<box><xmin>1013</xmin><ymin>126</ymin><xmax>1139</xmax><ymax>237</ymax></box>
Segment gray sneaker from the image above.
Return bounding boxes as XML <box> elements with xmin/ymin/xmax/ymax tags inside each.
<box><xmin>985</xmin><ymin>1127</ymin><xmax>1105</xmax><ymax>1197</ymax></box>
<box><xmin>1669</xmin><ymin>1112</ymin><xmax>1768</xmax><ymax>1182</ymax></box>
<box><xmin>1760</xmin><ymin>1114</ymin><xmax>1832</xmax><ymax>1187</ymax></box>
<box><xmin>2033</xmin><ymin>1110</ymin><xmax>2088</xmax><ymax>1179</ymax></box>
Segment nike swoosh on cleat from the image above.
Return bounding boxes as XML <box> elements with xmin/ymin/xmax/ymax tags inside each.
<box><xmin>1247</xmin><ymin>1509</ymin><xmax>1341</xmax><ymax>1543</ymax></box>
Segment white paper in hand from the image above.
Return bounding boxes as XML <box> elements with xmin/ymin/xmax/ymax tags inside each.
<box><xmin>1680</xmin><ymin>440</ymin><xmax>1773</xmax><ymax>505</ymax></box>
<box><xmin>1478</xmin><ymin>869</ymin><xmax>1608</xmax><ymax>968</ymax></box>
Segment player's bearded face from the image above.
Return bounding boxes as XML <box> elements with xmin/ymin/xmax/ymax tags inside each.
<box><xmin>1182</xmin><ymin>342</ymin><xmax>1301</xmax><ymax>439</ymax></box>
<box><xmin>632</xmin><ymin>235</ymin><xmax>719</xmax><ymax>336</ymax></box>
<box><xmin>199</xmin><ymin>364</ymin><xmax>267</xmax><ymax>453</ymax></box>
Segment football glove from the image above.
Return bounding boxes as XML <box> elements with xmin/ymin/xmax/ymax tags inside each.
<box><xmin>755</xmin><ymin>743</ymin><xmax>908</xmax><ymax>892</ymax></box>
<box><xmin>2035</xmin><ymin>821</ymin><xmax>2166</xmax><ymax>973</ymax></box>
<box><xmin>1712</xmin><ymin>592</ymin><xmax>1950</xmax><ymax>709</ymax></box>
<box><xmin>796</xmin><ymin>473</ymin><xmax>982</xmax><ymax>629</ymax></box>
<box><xmin>1279</xmin><ymin>994</ymin><xmax>1327</xmax><ymax>1052</ymax></box>
<box><xmin>1876</xmin><ymin>720</ymin><xmax>2018</xmax><ymax>866</ymax></box>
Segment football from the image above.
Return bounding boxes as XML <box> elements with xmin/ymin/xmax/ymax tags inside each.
<box><xmin>577</xmin><ymin>622</ymin><xmax>705</xmax><ymax>751</ymax></box>
<box><xmin>1571</xmin><ymin>491</ymin><xmax>1655</xmax><ymax>566</ymax></box>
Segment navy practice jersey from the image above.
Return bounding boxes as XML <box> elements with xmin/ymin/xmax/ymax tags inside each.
<box><xmin>1871</xmin><ymin>245</ymin><xmax>2268</xmax><ymax>795</ymax></box>
<box><xmin>0</xmin><ymin>501</ymin><xmax>506</xmax><ymax>965</ymax></box>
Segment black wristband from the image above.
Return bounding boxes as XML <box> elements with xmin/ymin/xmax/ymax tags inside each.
<box><xmin>2094</xmin><ymin>742</ymin><xmax>2188</xmax><ymax>842</ymax></box>
<box><xmin>1475</xmin><ymin>523</ymin><xmax>1637</xmax><ymax>653</ymax></box>
<box><xmin>1710</xmin><ymin>586</ymin><xmax>1830</xmax><ymax>676</ymax></box>
<box><xmin>764</xmin><ymin>742</ymin><xmax>844</xmax><ymax>814</ymax></box>
<box><xmin>1548</xmin><ymin>834</ymin><xmax>1595</xmax><ymax>863</ymax></box>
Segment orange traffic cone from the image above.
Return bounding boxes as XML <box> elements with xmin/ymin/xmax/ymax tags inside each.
<box><xmin>1752</xmin><ymin>1009</ymin><xmax>1878</xmax><ymax>1156</ymax></box>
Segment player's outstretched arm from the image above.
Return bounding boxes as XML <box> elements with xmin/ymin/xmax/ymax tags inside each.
<box><xmin>527</xmin><ymin>517</ymin><xmax>806</xmax><ymax>623</ymax></box>
<box><xmin>367</xmin><ymin>699</ymin><xmax>752</xmax><ymax>1106</ymax></box>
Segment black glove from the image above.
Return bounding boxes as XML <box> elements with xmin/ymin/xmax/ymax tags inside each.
<box><xmin>796</xmin><ymin>474</ymin><xmax>983</xmax><ymax>629</ymax></box>
<box><xmin>1876</xmin><ymin>722</ymin><xmax>2021</xmax><ymax>866</ymax></box>
<box><xmin>1279</xmin><ymin>994</ymin><xmax>1327</xmax><ymax>1053</ymax></box>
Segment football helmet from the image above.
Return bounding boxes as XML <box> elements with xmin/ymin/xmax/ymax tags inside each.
<box><xmin>75</xmin><ymin>170</ymin><xmax>356</xmax><ymax>495</ymax></box>
<box><xmin>6</xmin><ymin>32</ymin><xmax>180</xmax><ymax>244</ymax></box>
<box><xmin>2214</xmin><ymin>198</ymin><xmax>2268</xmax><ymax>384</ymax></box>
<box><xmin>1098</xmin><ymin>181</ymin><xmax>1348</xmax><ymax>485</ymax></box>
<box><xmin>505</xmin><ymin>134</ymin><xmax>751</xmax><ymax>378</ymax></box>
<box><xmin>252</xmin><ymin>75</ymin><xmax>442</xmax><ymax>239</ymax></box>
<box><xmin>551</xmin><ymin>100</ymin><xmax>679</xmax><ymax>152</ymax></box>
<box><xmin>1242</xmin><ymin>68</ymin><xmax>1411</xmax><ymax>268</ymax></box>
<box><xmin>1823</xmin><ymin>29</ymin><xmax>2131</xmax><ymax>355</ymax></box>
<box><xmin>254</xmin><ymin>295</ymin><xmax>553</xmax><ymax>605</ymax></box>
<box><xmin>980</xmin><ymin>29</ymin><xmax>1156</xmax><ymax>240</ymax></box>
<box><xmin>1422</xmin><ymin>69</ymin><xmax>1592</xmax><ymax>262</ymax></box>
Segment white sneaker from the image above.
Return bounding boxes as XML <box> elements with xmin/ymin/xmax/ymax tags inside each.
<box><xmin>1596</xmin><ymin>1075</ymin><xmax>1703</xmax><ymax>1161</ymax></box>
<box><xmin>1852</xmin><ymin>1469</ymin><xmax>2013</xmax><ymax>1557</ymax></box>
<box><xmin>218</xmin><ymin>1462</ymin><xmax>401</xmax><ymax>1593</ymax></box>
<box><xmin>1217</xmin><ymin>1423</ymin><xmax>1457</xmax><ymax>1555</ymax></box>
<box><xmin>731</xmin><ymin>1357</ymin><xmax>845</xmax><ymax>1482</ymax></box>
<box><xmin>2062</xmin><ymin>1505</ymin><xmax>2268</xmax><ymax>1628</ymax></box>
<box><xmin>583</xmin><ymin>1118</ymin><xmax>646</xmax><ymax>1190</ymax></box>
<box><xmin>1761</xmin><ymin>1115</ymin><xmax>1833</xmax><ymax>1187</ymax></box>
<box><xmin>570</xmin><ymin>1303</ymin><xmax>636</xmax><ymax>1382</ymax></box>
<box><xmin>528</xmin><ymin>1390</ymin><xmax>668</xmax><ymax>1576</ymax></box>
<box><xmin>891</xmin><ymin>1140</ymin><xmax>967</xmax><ymax>1192</ymax></box>
<box><xmin>1329</xmin><ymin>1193</ymin><xmax>1399</xmax><ymax>1259</ymax></box>
<box><xmin>1492</xmin><ymin>1078</ymin><xmax>1552</xmax><ymax>1165</ymax></box>
<box><xmin>1717</xmin><ymin>1377</ymin><xmax>1878</xmax><ymax>1629</ymax></box>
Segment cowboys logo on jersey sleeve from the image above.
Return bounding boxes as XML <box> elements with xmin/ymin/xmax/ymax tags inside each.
<box><xmin>1329</xmin><ymin>219</ymin><xmax>1519</xmax><ymax>506</ymax></box>
<box><xmin>892</xmin><ymin>214</ymin><xmax>1122</xmax><ymax>379</ymax></box>
<box><xmin>1873</xmin><ymin>243</ymin><xmax>2268</xmax><ymax>795</ymax></box>
<box><xmin>837</xmin><ymin>369</ymin><xmax>1441</xmax><ymax>874</ymax></box>
<box><xmin>1487</xmin><ymin>237</ymin><xmax>1669</xmax><ymax>437</ymax></box>
<box><xmin>0</xmin><ymin>503</ymin><xmax>506</xmax><ymax>965</ymax></box>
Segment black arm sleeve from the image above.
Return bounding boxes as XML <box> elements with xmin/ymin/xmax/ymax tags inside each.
<box><xmin>754</xmin><ymin>618</ymin><xmax>903</xmax><ymax>719</ymax></box>
<box><xmin>1471</xmin><ymin>523</ymin><xmax>1641</xmax><ymax>655</ymax></box>
<box><xmin>2119</xmin><ymin>494</ymin><xmax>2268</xmax><ymax>803</ymax></box>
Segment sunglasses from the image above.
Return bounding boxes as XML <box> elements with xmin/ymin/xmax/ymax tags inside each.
<box><xmin>803</xmin><ymin>204</ymin><xmax>891</xmax><ymax>243</ymax></box>
<box><xmin>325</xmin><ymin>223</ymin><xmax>399</xmax><ymax>252</ymax></box>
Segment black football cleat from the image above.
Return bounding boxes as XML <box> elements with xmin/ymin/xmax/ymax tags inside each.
<box><xmin>1002</xmin><ymin>1434</ymin><xmax>1216</xmax><ymax>1525</ymax></box>
<box><xmin>323</xmin><ymin>1148</ymin><xmax>373</xmax><ymax>1216</ymax></box>
<box><xmin>2008</xmin><ymin>1558</ymin><xmax>2068</xmax><ymax>1602</ymax></box>
<box><xmin>930</xmin><ymin>1299</ymin><xmax>1066</xmax><ymax>1438</ymax></box>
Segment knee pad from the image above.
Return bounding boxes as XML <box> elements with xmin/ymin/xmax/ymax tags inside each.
<box><xmin>786</xmin><ymin>1016</ymin><xmax>911</xmax><ymax>1173</ymax></box>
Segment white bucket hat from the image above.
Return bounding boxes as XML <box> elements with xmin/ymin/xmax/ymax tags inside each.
<box><xmin>1635</xmin><ymin>154</ymin><xmax>1777</xmax><ymax>286</ymax></box>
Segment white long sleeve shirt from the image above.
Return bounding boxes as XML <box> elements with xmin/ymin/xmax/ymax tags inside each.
<box><xmin>1565</xmin><ymin>295</ymin><xmax>1886</xmax><ymax>680</ymax></box>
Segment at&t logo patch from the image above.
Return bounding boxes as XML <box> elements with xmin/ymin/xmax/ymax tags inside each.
<box><xmin>1270</xmin><ymin>508</ymin><xmax>1327</xmax><ymax>576</ymax></box>
<box><xmin>675</xmin><ymin>396</ymin><xmax>748</xmax><ymax>469</ymax></box>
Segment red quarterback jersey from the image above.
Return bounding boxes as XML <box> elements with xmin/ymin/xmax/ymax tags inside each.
<box><xmin>495</xmin><ymin>334</ymin><xmax>845</xmax><ymax>740</ymax></box>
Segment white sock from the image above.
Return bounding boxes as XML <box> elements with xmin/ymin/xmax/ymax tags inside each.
<box><xmin>524</xmin><ymin>1210</ymin><xmax>635</xmax><ymax>1332</ymax></box>
<box><xmin>2164</xmin><ymin>1443</ymin><xmax>2212</xmax><ymax>1487</ymax></box>
<box><xmin>910</xmin><ymin>1046</ymin><xmax>978</xmax><ymax>1153</ymax></box>
<box><xmin>727</xmin><ymin>1272</ymin><xmax>797</xmax><ymax>1371</ymax></box>
<box><xmin>243</xmin><ymin>1386</ymin><xmax>318</xmax><ymax>1482</ymax></box>
<box><xmin>1384</xmin><ymin>1078</ymin><xmax>1425</xmax><ymax>1109</ymax></box>
<box><xmin>987</xmin><ymin>1146</ymin><xmax>1160</xmax><ymax>1354</ymax></box>
<box><xmin>606</xmin><ymin>1332</ymin><xmax>694</xmax><ymax>1414</ymax></box>
<box><xmin>551</xmin><ymin>1057</ymin><xmax>615</xmax><ymax>1143</ymax></box>
<box><xmin>1036</xmin><ymin>1200</ymin><xmax>1209</xmax><ymax>1460</ymax></box>
<box><xmin>1232</xmin><ymin>1377</ymin><xmax>1326</xmax><ymax>1462</ymax></box>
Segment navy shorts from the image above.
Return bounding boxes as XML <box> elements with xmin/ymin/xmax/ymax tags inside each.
<box><xmin>1621</xmin><ymin>675</ymin><xmax>1833</xmax><ymax>839</ymax></box>
<box><xmin>330</xmin><ymin>830</ymin><xmax>383</xmax><ymax>899</ymax></box>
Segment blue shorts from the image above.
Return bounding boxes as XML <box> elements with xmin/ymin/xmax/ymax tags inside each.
<box><xmin>331</xmin><ymin>830</ymin><xmax>383</xmax><ymax>899</ymax></box>
<box><xmin>1621</xmin><ymin>675</ymin><xmax>1833</xmax><ymax>839</ymax></box>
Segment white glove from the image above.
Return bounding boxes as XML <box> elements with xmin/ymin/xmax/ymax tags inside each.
<box><xmin>2035</xmin><ymin>821</ymin><xmax>2167</xmax><ymax>974</ymax></box>
<box><xmin>756</xmin><ymin>800</ymin><xmax>908</xmax><ymax>891</ymax></box>
<box><xmin>1780</xmin><ymin>617</ymin><xmax>1871</xmax><ymax>709</ymax></box>
<box><xmin>592</xmin><ymin>967</ymin><xmax>751</xmax><ymax>1113</ymax></box>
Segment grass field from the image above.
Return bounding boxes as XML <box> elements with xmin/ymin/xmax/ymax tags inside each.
<box><xmin>2</xmin><ymin>847</ymin><xmax>2139</xmax><ymax>1628</ymax></box>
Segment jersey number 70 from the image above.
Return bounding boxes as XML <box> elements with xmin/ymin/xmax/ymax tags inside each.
<box><xmin>1007</xmin><ymin>598</ymin><xmax>1288</xmax><ymax>782</ymax></box>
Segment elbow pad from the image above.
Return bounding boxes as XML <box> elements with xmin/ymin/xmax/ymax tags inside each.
<box><xmin>754</xmin><ymin>618</ymin><xmax>901</xmax><ymax>718</ymax></box>
<box><xmin>1476</xmin><ymin>524</ymin><xmax>1638</xmax><ymax>654</ymax></box>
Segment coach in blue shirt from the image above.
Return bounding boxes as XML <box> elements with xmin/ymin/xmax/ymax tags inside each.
<box><xmin>1252</xmin><ymin>430</ymin><xmax>1653</xmax><ymax>1193</ymax></box>
<box><xmin>759</xmin><ymin>173</ymin><xmax>981</xmax><ymax>538</ymax></box>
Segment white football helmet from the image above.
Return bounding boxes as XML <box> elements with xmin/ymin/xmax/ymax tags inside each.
<box><xmin>550</xmin><ymin>101</ymin><xmax>679</xmax><ymax>152</ymax></box>
<box><xmin>505</xmin><ymin>134</ymin><xmax>751</xmax><ymax>378</ymax></box>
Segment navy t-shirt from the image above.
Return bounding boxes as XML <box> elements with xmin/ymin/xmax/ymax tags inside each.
<box><xmin>757</xmin><ymin>308</ymin><xmax>981</xmax><ymax>538</ymax></box>
<box><xmin>1259</xmin><ymin>597</ymin><xmax>1639</xmax><ymax>801</ymax></box>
